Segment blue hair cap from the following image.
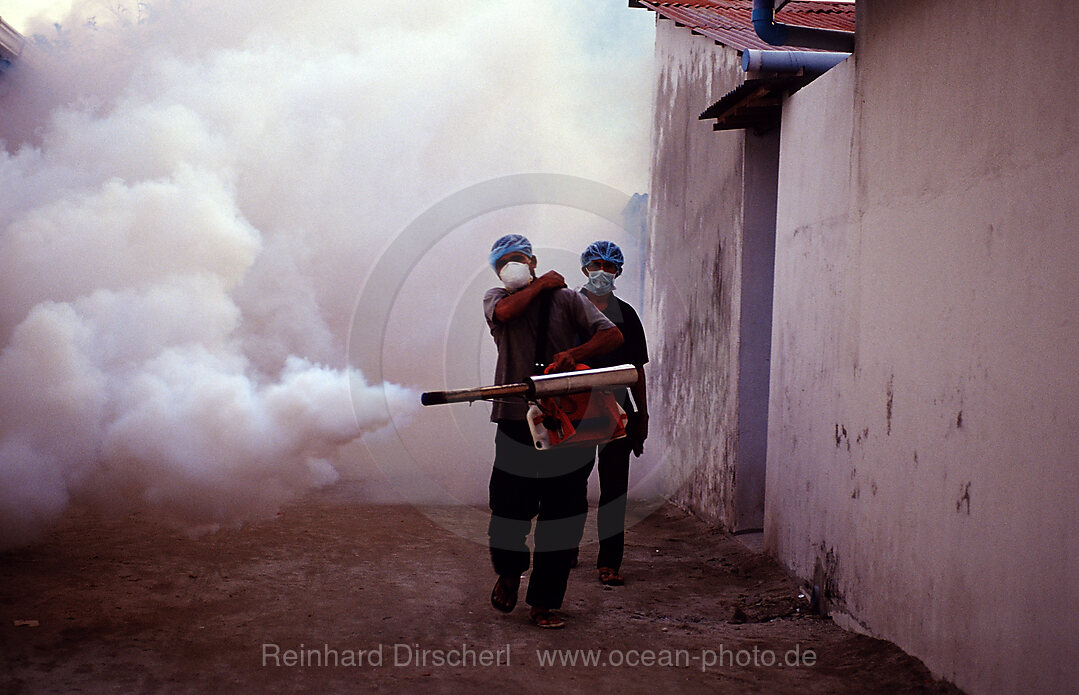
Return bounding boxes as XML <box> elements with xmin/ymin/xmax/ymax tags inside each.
<box><xmin>581</xmin><ymin>240</ymin><xmax>624</xmax><ymax>268</ymax></box>
<box><xmin>489</xmin><ymin>234</ymin><xmax>533</xmax><ymax>268</ymax></box>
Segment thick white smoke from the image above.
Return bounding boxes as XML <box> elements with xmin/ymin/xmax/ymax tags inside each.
<box><xmin>0</xmin><ymin>0</ymin><xmax>653</xmax><ymax>547</ymax></box>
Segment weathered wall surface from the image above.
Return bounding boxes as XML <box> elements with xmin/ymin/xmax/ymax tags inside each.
<box><xmin>646</xmin><ymin>20</ymin><xmax>748</xmax><ymax>528</ymax></box>
<box><xmin>765</xmin><ymin>1</ymin><xmax>1079</xmax><ymax>693</ymax></box>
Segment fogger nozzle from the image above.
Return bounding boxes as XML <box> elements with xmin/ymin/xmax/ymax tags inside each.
<box><xmin>420</xmin><ymin>364</ymin><xmax>639</xmax><ymax>406</ymax></box>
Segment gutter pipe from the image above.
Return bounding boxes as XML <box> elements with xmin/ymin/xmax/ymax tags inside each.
<box><xmin>751</xmin><ymin>0</ymin><xmax>855</xmax><ymax>53</ymax></box>
<box><xmin>742</xmin><ymin>49</ymin><xmax>850</xmax><ymax>74</ymax></box>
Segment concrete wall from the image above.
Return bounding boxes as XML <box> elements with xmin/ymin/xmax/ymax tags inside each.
<box><xmin>647</xmin><ymin>19</ymin><xmax>773</xmax><ymax>531</ymax></box>
<box><xmin>765</xmin><ymin>1</ymin><xmax>1079</xmax><ymax>693</ymax></box>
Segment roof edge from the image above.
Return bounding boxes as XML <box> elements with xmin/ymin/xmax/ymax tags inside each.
<box><xmin>0</xmin><ymin>16</ymin><xmax>26</xmax><ymax>63</ymax></box>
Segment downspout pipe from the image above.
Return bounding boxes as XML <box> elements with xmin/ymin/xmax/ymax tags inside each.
<box><xmin>751</xmin><ymin>0</ymin><xmax>855</xmax><ymax>53</ymax></box>
<box><xmin>742</xmin><ymin>49</ymin><xmax>850</xmax><ymax>74</ymax></box>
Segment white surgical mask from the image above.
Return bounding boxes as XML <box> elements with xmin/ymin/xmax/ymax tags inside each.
<box><xmin>585</xmin><ymin>269</ymin><xmax>616</xmax><ymax>296</ymax></box>
<box><xmin>499</xmin><ymin>262</ymin><xmax>532</xmax><ymax>291</ymax></box>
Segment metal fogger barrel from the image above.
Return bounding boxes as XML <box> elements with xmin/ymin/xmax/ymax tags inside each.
<box><xmin>420</xmin><ymin>364</ymin><xmax>639</xmax><ymax>406</ymax></box>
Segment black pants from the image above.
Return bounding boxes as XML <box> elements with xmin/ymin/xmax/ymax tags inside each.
<box><xmin>488</xmin><ymin>421</ymin><xmax>594</xmax><ymax>610</ymax></box>
<box><xmin>596</xmin><ymin>435</ymin><xmax>632</xmax><ymax>571</ymax></box>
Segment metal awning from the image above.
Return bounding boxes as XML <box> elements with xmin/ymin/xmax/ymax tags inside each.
<box><xmin>698</xmin><ymin>75</ymin><xmax>812</xmax><ymax>132</ymax></box>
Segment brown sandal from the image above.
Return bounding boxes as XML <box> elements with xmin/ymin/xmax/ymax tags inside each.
<box><xmin>529</xmin><ymin>607</ymin><xmax>565</xmax><ymax>629</ymax></box>
<box><xmin>491</xmin><ymin>575</ymin><xmax>519</xmax><ymax>613</ymax></box>
<box><xmin>598</xmin><ymin>567</ymin><xmax>624</xmax><ymax>586</ymax></box>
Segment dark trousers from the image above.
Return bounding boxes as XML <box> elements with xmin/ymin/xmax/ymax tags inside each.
<box><xmin>488</xmin><ymin>421</ymin><xmax>594</xmax><ymax>610</ymax></box>
<box><xmin>595</xmin><ymin>435</ymin><xmax>632</xmax><ymax>571</ymax></box>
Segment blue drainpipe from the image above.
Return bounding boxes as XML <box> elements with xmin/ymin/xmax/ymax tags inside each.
<box><xmin>751</xmin><ymin>0</ymin><xmax>855</xmax><ymax>53</ymax></box>
<box><xmin>742</xmin><ymin>49</ymin><xmax>850</xmax><ymax>74</ymax></box>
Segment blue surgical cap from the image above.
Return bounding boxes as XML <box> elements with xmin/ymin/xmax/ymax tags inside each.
<box><xmin>489</xmin><ymin>234</ymin><xmax>533</xmax><ymax>268</ymax></box>
<box><xmin>581</xmin><ymin>240</ymin><xmax>624</xmax><ymax>269</ymax></box>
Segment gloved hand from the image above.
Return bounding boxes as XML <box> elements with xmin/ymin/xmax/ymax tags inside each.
<box><xmin>547</xmin><ymin>351</ymin><xmax>577</xmax><ymax>373</ymax></box>
<box><xmin>626</xmin><ymin>412</ymin><xmax>649</xmax><ymax>457</ymax></box>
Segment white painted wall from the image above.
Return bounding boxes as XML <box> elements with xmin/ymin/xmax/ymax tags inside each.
<box><xmin>647</xmin><ymin>19</ymin><xmax>773</xmax><ymax>530</ymax></box>
<box><xmin>648</xmin><ymin>19</ymin><xmax>743</xmax><ymax>527</ymax></box>
<box><xmin>765</xmin><ymin>1</ymin><xmax>1079</xmax><ymax>693</ymax></box>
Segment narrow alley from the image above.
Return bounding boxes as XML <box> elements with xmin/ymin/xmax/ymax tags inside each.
<box><xmin>2</xmin><ymin>483</ymin><xmax>960</xmax><ymax>694</ymax></box>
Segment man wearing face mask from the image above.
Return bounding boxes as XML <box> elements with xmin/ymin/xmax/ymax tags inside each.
<box><xmin>576</xmin><ymin>240</ymin><xmax>649</xmax><ymax>588</ymax></box>
<box><xmin>483</xmin><ymin>233</ymin><xmax>623</xmax><ymax>629</ymax></box>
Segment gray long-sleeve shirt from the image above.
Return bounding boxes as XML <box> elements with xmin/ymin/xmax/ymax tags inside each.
<box><xmin>483</xmin><ymin>286</ymin><xmax>614</xmax><ymax>421</ymax></box>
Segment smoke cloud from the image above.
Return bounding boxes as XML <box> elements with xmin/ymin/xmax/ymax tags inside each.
<box><xmin>0</xmin><ymin>0</ymin><xmax>653</xmax><ymax>547</ymax></box>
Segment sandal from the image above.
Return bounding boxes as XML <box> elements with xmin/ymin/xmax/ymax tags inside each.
<box><xmin>529</xmin><ymin>607</ymin><xmax>566</xmax><ymax>629</ymax></box>
<box><xmin>491</xmin><ymin>575</ymin><xmax>519</xmax><ymax>613</ymax></box>
<box><xmin>597</xmin><ymin>567</ymin><xmax>625</xmax><ymax>586</ymax></box>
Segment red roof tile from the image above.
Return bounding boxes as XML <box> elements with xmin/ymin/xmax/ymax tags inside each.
<box><xmin>638</xmin><ymin>1</ymin><xmax>854</xmax><ymax>53</ymax></box>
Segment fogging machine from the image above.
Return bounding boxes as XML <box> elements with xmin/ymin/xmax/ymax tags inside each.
<box><xmin>420</xmin><ymin>364</ymin><xmax>639</xmax><ymax>450</ymax></box>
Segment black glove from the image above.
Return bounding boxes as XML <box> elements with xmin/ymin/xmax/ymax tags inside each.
<box><xmin>626</xmin><ymin>412</ymin><xmax>649</xmax><ymax>457</ymax></box>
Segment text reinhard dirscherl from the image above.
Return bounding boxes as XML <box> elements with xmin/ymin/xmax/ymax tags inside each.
<box><xmin>262</xmin><ymin>643</ymin><xmax>511</xmax><ymax>669</ymax></box>
<box><xmin>261</xmin><ymin>643</ymin><xmax>819</xmax><ymax>671</ymax></box>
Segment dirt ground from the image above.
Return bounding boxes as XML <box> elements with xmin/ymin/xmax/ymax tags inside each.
<box><xmin>1</xmin><ymin>482</ymin><xmax>963</xmax><ymax>694</ymax></box>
